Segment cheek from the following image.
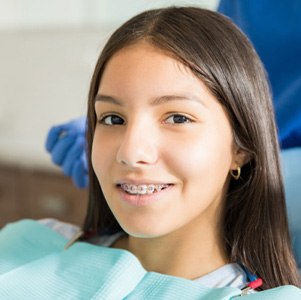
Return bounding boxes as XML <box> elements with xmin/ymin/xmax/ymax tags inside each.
<box><xmin>164</xmin><ymin>131</ymin><xmax>233</xmax><ymax>185</ymax></box>
<box><xmin>91</xmin><ymin>134</ymin><xmax>113</xmax><ymax>179</ymax></box>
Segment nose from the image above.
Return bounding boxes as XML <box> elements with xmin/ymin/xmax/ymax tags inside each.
<box><xmin>116</xmin><ymin>121</ymin><xmax>158</xmax><ymax>168</ymax></box>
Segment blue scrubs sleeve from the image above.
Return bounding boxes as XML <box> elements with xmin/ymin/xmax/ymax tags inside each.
<box><xmin>218</xmin><ymin>0</ymin><xmax>301</xmax><ymax>148</ymax></box>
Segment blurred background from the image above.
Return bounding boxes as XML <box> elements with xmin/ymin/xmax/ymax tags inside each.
<box><xmin>0</xmin><ymin>0</ymin><xmax>219</xmax><ymax>227</ymax></box>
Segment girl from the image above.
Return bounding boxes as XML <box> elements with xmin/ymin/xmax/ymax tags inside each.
<box><xmin>79</xmin><ymin>6</ymin><xmax>300</xmax><ymax>291</ymax></box>
<box><xmin>3</xmin><ymin>6</ymin><xmax>300</xmax><ymax>297</ymax></box>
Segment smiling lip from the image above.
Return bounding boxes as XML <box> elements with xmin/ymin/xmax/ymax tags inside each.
<box><xmin>116</xmin><ymin>179</ymin><xmax>172</xmax><ymax>185</ymax></box>
<box><xmin>116</xmin><ymin>182</ymin><xmax>174</xmax><ymax>207</ymax></box>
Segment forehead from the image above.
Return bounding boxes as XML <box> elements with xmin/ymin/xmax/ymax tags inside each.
<box><xmin>102</xmin><ymin>42</ymin><xmax>191</xmax><ymax>78</ymax></box>
<box><xmin>98</xmin><ymin>42</ymin><xmax>209</xmax><ymax>98</ymax></box>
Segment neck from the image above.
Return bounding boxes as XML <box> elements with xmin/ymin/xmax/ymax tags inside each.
<box><xmin>113</xmin><ymin>220</ymin><xmax>229</xmax><ymax>280</ymax></box>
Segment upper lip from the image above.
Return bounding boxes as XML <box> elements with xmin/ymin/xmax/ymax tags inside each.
<box><xmin>116</xmin><ymin>179</ymin><xmax>173</xmax><ymax>185</ymax></box>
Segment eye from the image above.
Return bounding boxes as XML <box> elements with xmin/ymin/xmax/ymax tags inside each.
<box><xmin>99</xmin><ymin>114</ymin><xmax>125</xmax><ymax>125</ymax></box>
<box><xmin>165</xmin><ymin>114</ymin><xmax>192</xmax><ymax>124</ymax></box>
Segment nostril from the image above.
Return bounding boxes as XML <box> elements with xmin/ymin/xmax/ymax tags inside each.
<box><xmin>116</xmin><ymin>135</ymin><xmax>158</xmax><ymax>167</ymax></box>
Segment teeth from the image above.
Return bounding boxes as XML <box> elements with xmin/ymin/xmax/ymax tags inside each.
<box><xmin>138</xmin><ymin>185</ymin><xmax>147</xmax><ymax>194</ymax></box>
<box><xmin>130</xmin><ymin>184</ymin><xmax>137</xmax><ymax>193</ymax></box>
<box><xmin>147</xmin><ymin>185</ymin><xmax>155</xmax><ymax>194</ymax></box>
<box><xmin>120</xmin><ymin>184</ymin><xmax>169</xmax><ymax>195</ymax></box>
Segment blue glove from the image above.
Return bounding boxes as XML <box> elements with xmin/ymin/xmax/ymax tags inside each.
<box><xmin>218</xmin><ymin>0</ymin><xmax>301</xmax><ymax>148</ymax></box>
<box><xmin>45</xmin><ymin>117</ymin><xmax>88</xmax><ymax>189</ymax></box>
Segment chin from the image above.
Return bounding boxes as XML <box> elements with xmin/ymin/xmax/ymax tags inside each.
<box><xmin>120</xmin><ymin>222</ymin><xmax>168</xmax><ymax>239</ymax></box>
<box><xmin>122</xmin><ymin>226</ymin><xmax>160</xmax><ymax>238</ymax></box>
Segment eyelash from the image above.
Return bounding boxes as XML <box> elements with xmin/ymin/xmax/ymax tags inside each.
<box><xmin>98</xmin><ymin>114</ymin><xmax>124</xmax><ymax>126</ymax></box>
<box><xmin>164</xmin><ymin>114</ymin><xmax>192</xmax><ymax>124</ymax></box>
<box><xmin>98</xmin><ymin>113</ymin><xmax>193</xmax><ymax>126</ymax></box>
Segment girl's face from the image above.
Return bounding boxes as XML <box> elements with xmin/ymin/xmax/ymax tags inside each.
<box><xmin>92</xmin><ymin>42</ymin><xmax>240</xmax><ymax>238</ymax></box>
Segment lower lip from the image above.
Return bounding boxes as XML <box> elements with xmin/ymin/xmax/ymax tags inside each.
<box><xmin>117</xmin><ymin>185</ymin><xmax>173</xmax><ymax>207</ymax></box>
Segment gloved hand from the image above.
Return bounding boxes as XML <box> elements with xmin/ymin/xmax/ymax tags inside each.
<box><xmin>45</xmin><ymin>117</ymin><xmax>88</xmax><ymax>188</ymax></box>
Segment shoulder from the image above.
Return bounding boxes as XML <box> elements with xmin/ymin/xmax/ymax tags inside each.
<box><xmin>38</xmin><ymin>218</ymin><xmax>125</xmax><ymax>247</ymax></box>
<box><xmin>194</xmin><ymin>263</ymin><xmax>248</xmax><ymax>289</ymax></box>
<box><xmin>38</xmin><ymin>218</ymin><xmax>80</xmax><ymax>239</ymax></box>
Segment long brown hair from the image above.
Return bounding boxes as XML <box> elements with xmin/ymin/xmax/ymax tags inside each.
<box><xmin>83</xmin><ymin>7</ymin><xmax>300</xmax><ymax>289</ymax></box>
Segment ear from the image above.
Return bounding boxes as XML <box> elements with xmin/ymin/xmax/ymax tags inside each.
<box><xmin>230</xmin><ymin>147</ymin><xmax>250</xmax><ymax>170</ymax></box>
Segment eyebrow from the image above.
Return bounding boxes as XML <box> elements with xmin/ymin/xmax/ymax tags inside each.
<box><xmin>95</xmin><ymin>94</ymin><xmax>207</xmax><ymax>107</ymax></box>
<box><xmin>95</xmin><ymin>94</ymin><xmax>121</xmax><ymax>105</ymax></box>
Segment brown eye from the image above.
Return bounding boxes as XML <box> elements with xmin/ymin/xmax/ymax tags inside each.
<box><xmin>165</xmin><ymin>114</ymin><xmax>192</xmax><ymax>124</ymax></box>
<box><xmin>100</xmin><ymin>115</ymin><xmax>124</xmax><ymax>125</ymax></box>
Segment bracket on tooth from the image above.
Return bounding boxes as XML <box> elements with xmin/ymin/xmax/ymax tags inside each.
<box><xmin>121</xmin><ymin>184</ymin><xmax>168</xmax><ymax>195</ymax></box>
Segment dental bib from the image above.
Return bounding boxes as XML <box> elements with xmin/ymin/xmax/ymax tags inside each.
<box><xmin>0</xmin><ymin>220</ymin><xmax>300</xmax><ymax>299</ymax></box>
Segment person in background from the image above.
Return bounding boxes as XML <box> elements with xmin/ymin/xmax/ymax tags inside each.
<box><xmin>219</xmin><ymin>0</ymin><xmax>301</xmax><ymax>149</ymax></box>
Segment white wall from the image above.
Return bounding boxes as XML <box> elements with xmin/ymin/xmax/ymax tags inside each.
<box><xmin>0</xmin><ymin>0</ymin><xmax>219</xmax><ymax>170</ymax></box>
<box><xmin>0</xmin><ymin>28</ymin><xmax>108</xmax><ymax>169</ymax></box>
<box><xmin>0</xmin><ymin>0</ymin><xmax>219</xmax><ymax>29</ymax></box>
